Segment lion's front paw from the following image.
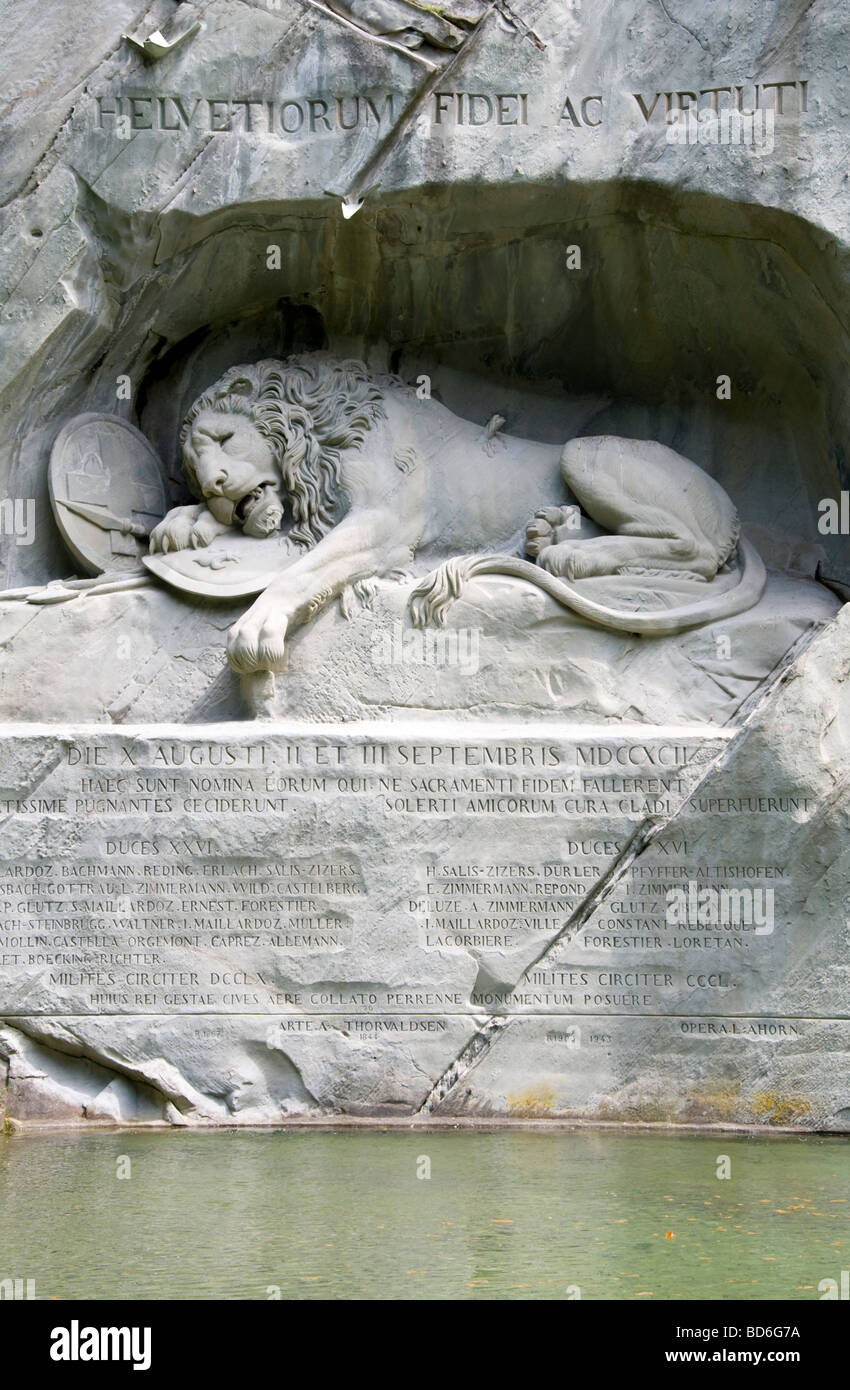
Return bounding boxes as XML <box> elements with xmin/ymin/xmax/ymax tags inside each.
<box><xmin>189</xmin><ymin>510</ymin><xmax>231</xmax><ymax>549</ymax></box>
<box><xmin>525</xmin><ymin>507</ymin><xmax>581</xmax><ymax>560</ymax></box>
<box><xmin>525</xmin><ymin>512</ymin><xmax>556</xmax><ymax>559</ymax></box>
<box><xmin>227</xmin><ymin>600</ymin><xmax>288</xmax><ymax>674</ymax></box>
<box><xmin>149</xmin><ymin>505</ymin><xmax>202</xmax><ymax>554</ymax></box>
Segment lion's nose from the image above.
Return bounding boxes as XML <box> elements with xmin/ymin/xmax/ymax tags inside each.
<box><xmin>201</xmin><ymin>471</ymin><xmax>227</xmax><ymax>498</ymax></box>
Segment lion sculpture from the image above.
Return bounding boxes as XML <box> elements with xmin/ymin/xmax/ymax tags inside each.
<box><xmin>148</xmin><ymin>355</ymin><xmax>766</xmax><ymax>674</ymax></box>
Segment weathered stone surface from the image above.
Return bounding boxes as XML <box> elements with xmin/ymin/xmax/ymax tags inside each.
<box><xmin>426</xmin><ymin>608</ymin><xmax>850</xmax><ymax>1128</ymax></box>
<box><xmin>0</xmin><ymin>617</ymin><xmax>847</xmax><ymax>1131</ymax></box>
<box><xmin>259</xmin><ymin>570</ymin><xmax>837</xmax><ymax>725</ymax></box>
<box><xmin>0</xmin><ymin>586</ymin><xmax>245</xmax><ymax>722</ymax></box>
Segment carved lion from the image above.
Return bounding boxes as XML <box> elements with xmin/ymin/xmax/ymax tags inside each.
<box><xmin>149</xmin><ymin>354</ymin><xmax>766</xmax><ymax>674</ymax></box>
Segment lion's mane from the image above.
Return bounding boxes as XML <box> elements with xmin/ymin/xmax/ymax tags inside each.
<box><xmin>179</xmin><ymin>355</ymin><xmax>387</xmax><ymax>546</ymax></box>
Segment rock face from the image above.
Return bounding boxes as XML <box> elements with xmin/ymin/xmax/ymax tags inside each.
<box><xmin>1</xmin><ymin>0</ymin><xmax>849</xmax><ymax>1129</ymax></box>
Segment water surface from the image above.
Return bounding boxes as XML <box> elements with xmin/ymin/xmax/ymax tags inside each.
<box><xmin>1</xmin><ymin>1127</ymin><xmax>846</xmax><ymax>1300</ymax></box>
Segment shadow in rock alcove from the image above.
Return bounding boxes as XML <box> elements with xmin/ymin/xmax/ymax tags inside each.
<box><xmin>2</xmin><ymin>176</ymin><xmax>848</xmax><ymax>723</ymax></box>
<box><xmin>114</xmin><ymin>177</ymin><xmax>850</xmax><ymax>588</ymax></box>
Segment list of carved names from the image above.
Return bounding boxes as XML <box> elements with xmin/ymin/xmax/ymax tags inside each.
<box><xmin>0</xmin><ymin>732</ymin><xmax>803</xmax><ymax>1029</ymax></box>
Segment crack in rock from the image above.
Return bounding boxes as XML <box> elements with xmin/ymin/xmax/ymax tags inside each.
<box><xmin>416</xmin><ymin>614</ymin><xmax>834</xmax><ymax>1115</ymax></box>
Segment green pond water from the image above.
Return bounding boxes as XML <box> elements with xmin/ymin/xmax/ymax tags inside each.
<box><xmin>0</xmin><ymin>1127</ymin><xmax>847</xmax><ymax>1301</ymax></box>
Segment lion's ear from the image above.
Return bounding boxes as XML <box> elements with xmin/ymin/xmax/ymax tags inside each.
<box><xmin>225</xmin><ymin>377</ymin><xmax>254</xmax><ymax>397</ymax></box>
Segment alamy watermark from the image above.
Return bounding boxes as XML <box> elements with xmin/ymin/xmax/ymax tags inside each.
<box><xmin>372</xmin><ymin>620</ymin><xmax>480</xmax><ymax>676</ymax></box>
<box><xmin>666</xmin><ymin>108</ymin><xmax>775</xmax><ymax>154</ymax></box>
<box><xmin>0</xmin><ymin>1276</ymin><xmax>36</xmax><ymax>1299</ymax></box>
<box><xmin>818</xmin><ymin>491</ymin><xmax>850</xmax><ymax>534</ymax></box>
<box><xmin>50</xmin><ymin>1321</ymin><xmax>152</xmax><ymax>1370</ymax></box>
<box><xmin>666</xmin><ymin>881</ymin><xmax>775</xmax><ymax>935</ymax></box>
<box><xmin>0</xmin><ymin>498</ymin><xmax>35</xmax><ymax>545</ymax></box>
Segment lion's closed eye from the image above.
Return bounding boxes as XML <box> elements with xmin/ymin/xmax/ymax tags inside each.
<box><xmin>195</xmin><ymin>425</ymin><xmax>234</xmax><ymax>446</ymax></box>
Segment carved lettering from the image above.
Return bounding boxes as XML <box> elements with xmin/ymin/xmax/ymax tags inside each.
<box><xmin>92</xmin><ymin>92</ymin><xmax>398</xmax><ymax>136</ymax></box>
<box><xmin>433</xmin><ymin>91</ymin><xmax>529</xmax><ymax>126</ymax></box>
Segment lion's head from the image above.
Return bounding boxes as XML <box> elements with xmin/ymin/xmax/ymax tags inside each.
<box><xmin>179</xmin><ymin>355</ymin><xmax>387</xmax><ymax>546</ymax></box>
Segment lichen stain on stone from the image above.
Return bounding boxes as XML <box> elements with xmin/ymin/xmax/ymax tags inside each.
<box><xmin>593</xmin><ymin>1079</ymin><xmax>678</xmax><ymax>1123</ymax></box>
<box><xmin>506</xmin><ymin>1084</ymin><xmax>556</xmax><ymax>1116</ymax></box>
<box><xmin>747</xmin><ymin>1092</ymin><xmax>813</xmax><ymax>1125</ymax></box>
<box><xmin>677</xmin><ymin>1083</ymin><xmax>743</xmax><ymax>1124</ymax></box>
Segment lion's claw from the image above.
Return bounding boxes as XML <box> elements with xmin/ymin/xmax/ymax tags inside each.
<box><xmin>525</xmin><ymin>505</ymin><xmax>584</xmax><ymax>563</ymax></box>
<box><xmin>149</xmin><ymin>505</ymin><xmax>202</xmax><ymax>555</ymax></box>
<box><xmin>227</xmin><ymin>603</ymin><xmax>288</xmax><ymax>674</ymax></box>
<box><xmin>149</xmin><ymin>504</ymin><xmax>226</xmax><ymax>556</ymax></box>
<box><xmin>525</xmin><ymin>512</ymin><xmax>556</xmax><ymax>560</ymax></box>
<box><xmin>536</xmin><ymin>506</ymin><xmax>570</xmax><ymax>528</ymax></box>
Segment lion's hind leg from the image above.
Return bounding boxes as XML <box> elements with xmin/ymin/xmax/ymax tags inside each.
<box><xmin>533</xmin><ymin>486</ymin><xmax>718</xmax><ymax>580</ymax></box>
<box><xmin>538</xmin><ymin>532</ymin><xmax>716</xmax><ymax>582</ymax></box>
<box><xmin>558</xmin><ymin>435</ymin><xmax>732</xmax><ymax>580</ymax></box>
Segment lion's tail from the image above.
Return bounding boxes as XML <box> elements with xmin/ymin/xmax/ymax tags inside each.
<box><xmin>409</xmin><ymin>539</ymin><xmax>767</xmax><ymax>635</ymax></box>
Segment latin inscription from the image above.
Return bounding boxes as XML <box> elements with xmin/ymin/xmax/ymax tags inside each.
<box><xmin>0</xmin><ymin>730</ymin><xmax>812</xmax><ymax>1042</ymax></box>
<box><xmin>90</xmin><ymin>76</ymin><xmax>810</xmax><ymax>139</ymax></box>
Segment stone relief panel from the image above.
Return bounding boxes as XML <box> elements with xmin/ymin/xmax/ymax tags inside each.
<box><xmin>0</xmin><ymin>0</ymin><xmax>848</xmax><ymax>1134</ymax></box>
<box><xmin>0</xmin><ymin>353</ymin><xmax>838</xmax><ymax>723</ymax></box>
